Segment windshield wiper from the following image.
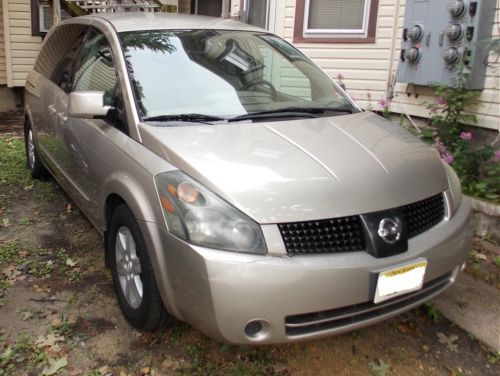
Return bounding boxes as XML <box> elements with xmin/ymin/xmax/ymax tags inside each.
<box><xmin>228</xmin><ymin>106</ymin><xmax>353</xmax><ymax>122</ymax></box>
<box><xmin>143</xmin><ymin>113</ymin><xmax>227</xmax><ymax>123</ymax></box>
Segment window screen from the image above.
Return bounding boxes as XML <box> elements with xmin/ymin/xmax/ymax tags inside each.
<box><xmin>307</xmin><ymin>0</ymin><xmax>366</xmax><ymax>30</ymax></box>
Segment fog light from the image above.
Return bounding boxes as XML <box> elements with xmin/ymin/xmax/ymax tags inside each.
<box><xmin>244</xmin><ymin>319</ymin><xmax>271</xmax><ymax>342</ymax></box>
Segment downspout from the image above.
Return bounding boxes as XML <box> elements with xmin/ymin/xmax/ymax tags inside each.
<box><xmin>386</xmin><ymin>0</ymin><xmax>401</xmax><ymax>100</ymax></box>
<box><xmin>52</xmin><ymin>0</ymin><xmax>61</xmax><ymax>26</ymax></box>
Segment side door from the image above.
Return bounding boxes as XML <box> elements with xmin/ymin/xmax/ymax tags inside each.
<box><xmin>34</xmin><ymin>24</ymin><xmax>87</xmax><ymax>175</ymax></box>
<box><xmin>57</xmin><ymin>28</ymin><xmax>127</xmax><ymax>223</ymax></box>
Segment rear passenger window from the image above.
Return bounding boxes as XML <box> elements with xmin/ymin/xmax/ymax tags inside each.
<box><xmin>34</xmin><ymin>24</ymin><xmax>87</xmax><ymax>88</ymax></box>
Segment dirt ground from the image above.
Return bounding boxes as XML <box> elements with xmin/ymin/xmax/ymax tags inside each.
<box><xmin>1</xmin><ymin>112</ymin><xmax>499</xmax><ymax>375</ymax></box>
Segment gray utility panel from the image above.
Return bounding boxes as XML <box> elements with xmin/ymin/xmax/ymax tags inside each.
<box><xmin>396</xmin><ymin>0</ymin><xmax>496</xmax><ymax>89</ymax></box>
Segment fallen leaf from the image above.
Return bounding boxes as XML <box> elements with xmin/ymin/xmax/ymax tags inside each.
<box><xmin>66</xmin><ymin>204</ymin><xmax>72</xmax><ymax>213</ymax></box>
<box><xmin>68</xmin><ymin>366</ymin><xmax>84</xmax><ymax>376</ymax></box>
<box><xmin>397</xmin><ymin>322</ymin><xmax>422</xmax><ymax>337</ymax></box>
<box><xmin>160</xmin><ymin>356</ymin><xmax>183</xmax><ymax>372</ymax></box>
<box><xmin>66</xmin><ymin>258</ymin><xmax>78</xmax><ymax>267</ymax></box>
<box><xmin>2</xmin><ymin>266</ymin><xmax>21</xmax><ymax>282</ymax></box>
<box><xmin>51</xmin><ymin>318</ymin><xmax>62</xmax><ymax>327</ymax></box>
<box><xmin>437</xmin><ymin>332</ymin><xmax>458</xmax><ymax>352</ymax></box>
<box><xmin>20</xmin><ymin>310</ymin><xmax>34</xmax><ymax>321</ymax></box>
<box><xmin>271</xmin><ymin>363</ymin><xmax>290</xmax><ymax>374</ymax></box>
<box><xmin>474</xmin><ymin>253</ymin><xmax>487</xmax><ymax>261</ymax></box>
<box><xmin>23</xmin><ymin>184</ymin><xmax>34</xmax><ymax>191</ymax></box>
<box><xmin>42</xmin><ymin>357</ymin><xmax>68</xmax><ymax>375</ymax></box>
<box><xmin>99</xmin><ymin>365</ymin><xmax>113</xmax><ymax>376</ymax></box>
<box><xmin>34</xmin><ymin>285</ymin><xmax>52</xmax><ymax>293</ymax></box>
<box><xmin>35</xmin><ymin>333</ymin><xmax>64</xmax><ymax>352</ymax></box>
<box><xmin>1</xmin><ymin>218</ymin><xmax>11</xmax><ymax>227</ymax></box>
<box><xmin>368</xmin><ymin>359</ymin><xmax>391</xmax><ymax>376</ymax></box>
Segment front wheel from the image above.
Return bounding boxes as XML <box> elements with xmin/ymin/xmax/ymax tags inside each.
<box><xmin>108</xmin><ymin>204</ymin><xmax>173</xmax><ymax>331</ymax></box>
<box><xmin>24</xmin><ymin>121</ymin><xmax>49</xmax><ymax>179</ymax></box>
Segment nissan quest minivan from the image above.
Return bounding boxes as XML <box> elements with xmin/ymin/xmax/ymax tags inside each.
<box><xmin>24</xmin><ymin>12</ymin><xmax>472</xmax><ymax>344</ymax></box>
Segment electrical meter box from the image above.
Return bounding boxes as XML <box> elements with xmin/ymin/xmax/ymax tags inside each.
<box><xmin>396</xmin><ymin>0</ymin><xmax>496</xmax><ymax>89</ymax></box>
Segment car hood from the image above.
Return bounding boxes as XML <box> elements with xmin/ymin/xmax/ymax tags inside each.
<box><xmin>139</xmin><ymin>111</ymin><xmax>448</xmax><ymax>224</ymax></box>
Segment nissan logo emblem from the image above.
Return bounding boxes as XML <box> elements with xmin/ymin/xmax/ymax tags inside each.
<box><xmin>378</xmin><ymin>218</ymin><xmax>401</xmax><ymax>244</ymax></box>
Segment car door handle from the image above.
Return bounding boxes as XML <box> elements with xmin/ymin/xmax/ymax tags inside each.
<box><xmin>48</xmin><ymin>105</ymin><xmax>56</xmax><ymax>115</ymax></box>
<box><xmin>57</xmin><ymin>112</ymin><xmax>68</xmax><ymax>123</ymax></box>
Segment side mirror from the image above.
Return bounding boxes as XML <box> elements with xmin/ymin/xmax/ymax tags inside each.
<box><xmin>68</xmin><ymin>91</ymin><xmax>112</xmax><ymax>119</ymax></box>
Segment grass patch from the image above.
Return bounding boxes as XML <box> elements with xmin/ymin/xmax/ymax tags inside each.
<box><xmin>0</xmin><ymin>135</ymin><xmax>58</xmax><ymax>208</ymax></box>
<box><xmin>0</xmin><ymin>240</ymin><xmax>21</xmax><ymax>264</ymax></box>
<box><xmin>0</xmin><ymin>334</ymin><xmax>49</xmax><ymax>375</ymax></box>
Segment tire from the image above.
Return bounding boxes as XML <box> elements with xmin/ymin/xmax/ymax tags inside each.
<box><xmin>107</xmin><ymin>204</ymin><xmax>173</xmax><ymax>331</ymax></box>
<box><xmin>24</xmin><ymin>120</ymin><xmax>49</xmax><ymax>179</ymax></box>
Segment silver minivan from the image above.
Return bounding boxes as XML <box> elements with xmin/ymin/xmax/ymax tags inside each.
<box><xmin>24</xmin><ymin>13</ymin><xmax>471</xmax><ymax>344</ymax></box>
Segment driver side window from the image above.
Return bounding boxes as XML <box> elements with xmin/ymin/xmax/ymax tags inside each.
<box><xmin>72</xmin><ymin>29</ymin><xmax>127</xmax><ymax>132</ymax></box>
<box><xmin>72</xmin><ymin>29</ymin><xmax>118</xmax><ymax>105</ymax></box>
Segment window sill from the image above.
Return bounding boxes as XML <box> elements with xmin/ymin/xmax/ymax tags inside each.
<box><xmin>293</xmin><ymin>35</ymin><xmax>376</xmax><ymax>44</ymax></box>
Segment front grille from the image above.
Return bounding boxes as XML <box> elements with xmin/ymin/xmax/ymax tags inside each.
<box><xmin>278</xmin><ymin>216</ymin><xmax>365</xmax><ymax>255</ymax></box>
<box><xmin>403</xmin><ymin>194</ymin><xmax>445</xmax><ymax>238</ymax></box>
<box><xmin>285</xmin><ymin>272</ymin><xmax>452</xmax><ymax>336</ymax></box>
<box><xmin>278</xmin><ymin>194</ymin><xmax>445</xmax><ymax>255</ymax></box>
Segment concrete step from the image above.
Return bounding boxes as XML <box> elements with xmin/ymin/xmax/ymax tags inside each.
<box><xmin>432</xmin><ymin>272</ymin><xmax>500</xmax><ymax>352</ymax></box>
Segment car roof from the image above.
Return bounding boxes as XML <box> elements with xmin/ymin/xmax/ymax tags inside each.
<box><xmin>73</xmin><ymin>12</ymin><xmax>266</xmax><ymax>33</ymax></box>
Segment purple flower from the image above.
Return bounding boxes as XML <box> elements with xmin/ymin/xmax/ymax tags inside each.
<box><xmin>432</xmin><ymin>139</ymin><xmax>445</xmax><ymax>152</ymax></box>
<box><xmin>459</xmin><ymin>131</ymin><xmax>472</xmax><ymax>141</ymax></box>
<box><xmin>442</xmin><ymin>151</ymin><xmax>454</xmax><ymax>164</ymax></box>
<box><xmin>435</xmin><ymin>96</ymin><xmax>447</xmax><ymax>105</ymax></box>
<box><xmin>378</xmin><ymin>98</ymin><xmax>390</xmax><ymax>108</ymax></box>
<box><xmin>430</xmin><ymin>107</ymin><xmax>437</xmax><ymax>114</ymax></box>
<box><xmin>495</xmin><ymin>150</ymin><xmax>500</xmax><ymax>162</ymax></box>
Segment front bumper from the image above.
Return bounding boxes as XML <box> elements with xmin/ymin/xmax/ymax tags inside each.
<box><xmin>140</xmin><ymin>197</ymin><xmax>472</xmax><ymax>344</ymax></box>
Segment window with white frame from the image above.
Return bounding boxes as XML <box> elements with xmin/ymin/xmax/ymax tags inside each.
<box><xmin>305</xmin><ymin>0</ymin><xmax>370</xmax><ymax>38</ymax></box>
<box><xmin>294</xmin><ymin>0</ymin><xmax>378</xmax><ymax>42</ymax></box>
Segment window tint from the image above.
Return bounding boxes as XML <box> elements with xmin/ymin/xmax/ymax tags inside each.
<box><xmin>50</xmin><ymin>41</ymin><xmax>82</xmax><ymax>91</ymax></box>
<box><xmin>34</xmin><ymin>24</ymin><xmax>87</xmax><ymax>83</ymax></box>
<box><xmin>72</xmin><ymin>29</ymin><xmax>127</xmax><ymax>132</ymax></box>
<box><xmin>72</xmin><ymin>29</ymin><xmax>118</xmax><ymax>102</ymax></box>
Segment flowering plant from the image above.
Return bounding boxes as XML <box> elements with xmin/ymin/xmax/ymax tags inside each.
<box><xmin>425</xmin><ymin>77</ymin><xmax>499</xmax><ymax>202</ymax></box>
<box><xmin>377</xmin><ymin>97</ymin><xmax>391</xmax><ymax>118</ymax></box>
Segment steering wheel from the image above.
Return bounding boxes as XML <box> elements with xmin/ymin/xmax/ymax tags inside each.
<box><xmin>242</xmin><ymin>79</ymin><xmax>277</xmax><ymax>99</ymax></box>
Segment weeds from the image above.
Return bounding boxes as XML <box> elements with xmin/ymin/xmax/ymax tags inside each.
<box><xmin>424</xmin><ymin>303</ymin><xmax>442</xmax><ymax>322</ymax></box>
<box><xmin>0</xmin><ymin>240</ymin><xmax>21</xmax><ymax>264</ymax></box>
<box><xmin>0</xmin><ymin>334</ymin><xmax>49</xmax><ymax>375</ymax></box>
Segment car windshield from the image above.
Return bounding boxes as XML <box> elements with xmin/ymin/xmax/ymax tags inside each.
<box><xmin>119</xmin><ymin>29</ymin><xmax>358</xmax><ymax>122</ymax></box>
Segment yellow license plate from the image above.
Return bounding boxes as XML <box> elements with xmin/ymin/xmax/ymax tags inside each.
<box><xmin>374</xmin><ymin>259</ymin><xmax>427</xmax><ymax>304</ymax></box>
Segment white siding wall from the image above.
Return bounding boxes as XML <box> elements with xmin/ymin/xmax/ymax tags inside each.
<box><xmin>2</xmin><ymin>0</ymin><xmax>42</xmax><ymax>87</ymax></box>
<box><xmin>277</xmin><ymin>0</ymin><xmax>394</xmax><ymax>108</ymax></box>
<box><xmin>0</xmin><ymin>0</ymin><xmax>6</xmax><ymax>85</ymax></box>
<box><xmin>275</xmin><ymin>0</ymin><xmax>500</xmax><ymax>131</ymax></box>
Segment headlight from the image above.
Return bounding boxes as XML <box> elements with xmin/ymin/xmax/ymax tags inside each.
<box><xmin>442</xmin><ymin>162</ymin><xmax>462</xmax><ymax>216</ymax></box>
<box><xmin>155</xmin><ymin>171</ymin><xmax>267</xmax><ymax>254</ymax></box>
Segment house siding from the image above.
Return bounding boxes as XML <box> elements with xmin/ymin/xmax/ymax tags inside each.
<box><xmin>275</xmin><ymin>0</ymin><xmax>499</xmax><ymax>131</ymax></box>
<box><xmin>0</xmin><ymin>0</ymin><xmax>6</xmax><ymax>85</ymax></box>
<box><xmin>2</xmin><ymin>0</ymin><xmax>42</xmax><ymax>87</ymax></box>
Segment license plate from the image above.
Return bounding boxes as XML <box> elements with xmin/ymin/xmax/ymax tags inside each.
<box><xmin>374</xmin><ymin>259</ymin><xmax>427</xmax><ymax>304</ymax></box>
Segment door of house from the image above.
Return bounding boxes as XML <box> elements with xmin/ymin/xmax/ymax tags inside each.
<box><xmin>192</xmin><ymin>0</ymin><xmax>223</xmax><ymax>17</ymax></box>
